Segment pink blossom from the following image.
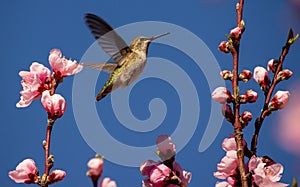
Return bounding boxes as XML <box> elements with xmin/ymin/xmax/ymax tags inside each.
<box><xmin>222</xmin><ymin>136</ymin><xmax>246</xmax><ymax>152</ymax></box>
<box><xmin>140</xmin><ymin>162</ymin><xmax>171</xmax><ymax>187</ymax></box>
<box><xmin>173</xmin><ymin>162</ymin><xmax>192</xmax><ymax>186</ymax></box>
<box><xmin>218</xmin><ymin>41</ymin><xmax>230</xmax><ymax>53</ymax></box>
<box><xmin>214</xmin><ymin>150</ymin><xmax>238</xmax><ymax>179</ymax></box>
<box><xmin>230</xmin><ymin>27</ymin><xmax>242</xmax><ymax>39</ymax></box>
<box><xmin>8</xmin><ymin>159</ymin><xmax>38</xmax><ymax>184</ymax></box>
<box><xmin>248</xmin><ymin>156</ymin><xmax>288</xmax><ymax>187</ymax></box>
<box><xmin>215</xmin><ymin>181</ymin><xmax>233</xmax><ymax>187</ymax></box>
<box><xmin>100</xmin><ymin>178</ymin><xmax>117</xmax><ymax>187</ymax></box>
<box><xmin>16</xmin><ymin>62</ymin><xmax>52</xmax><ymax>108</ymax></box>
<box><xmin>86</xmin><ymin>157</ymin><xmax>104</xmax><ymax>181</ymax></box>
<box><xmin>269</xmin><ymin>91</ymin><xmax>290</xmax><ymax>110</ymax></box>
<box><xmin>140</xmin><ymin>160</ymin><xmax>157</xmax><ymax>176</ymax></box>
<box><xmin>253</xmin><ymin>66</ymin><xmax>270</xmax><ymax>88</ymax></box>
<box><xmin>214</xmin><ymin>136</ymin><xmax>247</xmax><ymax>181</ymax></box>
<box><xmin>48</xmin><ymin>48</ymin><xmax>83</xmax><ymax>78</ymax></box>
<box><xmin>47</xmin><ymin>169</ymin><xmax>66</xmax><ymax>184</ymax></box>
<box><xmin>148</xmin><ymin>163</ymin><xmax>171</xmax><ymax>187</ymax></box>
<box><xmin>212</xmin><ymin>87</ymin><xmax>232</xmax><ymax>104</ymax></box>
<box><xmin>156</xmin><ymin>135</ymin><xmax>176</xmax><ymax>158</ymax></box>
<box><xmin>245</xmin><ymin>90</ymin><xmax>258</xmax><ymax>103</ymax></box>
<box><xmin>141</xmin><ymin>161</ymin><xmax>191</xmax><ymax>187</ymax></box>
<box><xmin>41</xmin><ymin>91</ymin><xmax>66</xmax><ymax>119</ymax></box>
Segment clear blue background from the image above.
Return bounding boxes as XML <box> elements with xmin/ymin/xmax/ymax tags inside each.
<box><xmin>1</xmin><ymin>0</ymin><xmax>299</xmax><ymax>186</ymax></box>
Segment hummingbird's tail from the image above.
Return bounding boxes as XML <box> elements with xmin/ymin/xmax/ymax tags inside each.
<box><xmin>96</xmin><ymin>84</ymin><xmax>113</xmax><ymax>101</ymax></box>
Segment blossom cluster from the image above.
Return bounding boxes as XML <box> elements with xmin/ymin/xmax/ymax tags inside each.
<box><xmin>214</xmin><ymin>136</ymin><xmax>287</xmax><ymax>187</ymax></box>
<box><xmin>8</xmin><ymin>159</ymin><xmax>66</xmax><ymax>185</ymax></box>
<box><xmin>140</xmin><ymin>135</ymin><xmax>192</xmax><ymax>187</ymax></box>
<box><xmin>16</xmin><ymin>49</ymin><xmax>82</xmax><ymax>119</ymax></box>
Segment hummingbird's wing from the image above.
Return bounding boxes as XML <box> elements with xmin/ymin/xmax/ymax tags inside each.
<box><xmin>81</xmin><ymin>63</ymin><xmax>118</xmax><ymax>73</ymax></box>
<box><xmin>85</xmin><ymin>13</ymin><xmax>132</xmax><ymax>63</ymax></box>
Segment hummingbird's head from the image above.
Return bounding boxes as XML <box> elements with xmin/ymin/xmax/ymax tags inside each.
<box><xmin>130</xmin><ymin>32</ymin><xmax>170</xmax><ymax>52</ymax></box>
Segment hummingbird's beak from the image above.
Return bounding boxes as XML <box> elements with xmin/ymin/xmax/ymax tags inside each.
<box><xmin>150</xmin><ymin>32</ymin><xmax>170</xmax><ymax>41</ymax></box>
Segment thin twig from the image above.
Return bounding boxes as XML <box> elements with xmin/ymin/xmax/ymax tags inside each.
<box><xmin>43</xmin><ymin>119</ymin><xmax>55</xmax><ymax>187</ymax></box>
<box><xmin>250</xmin><ymin>29</ymin><xmax>296</xmax><ymax>154</ymax></box>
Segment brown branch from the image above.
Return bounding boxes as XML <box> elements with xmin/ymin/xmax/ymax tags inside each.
<box><xmin>231</xmin><ymin>1</ymin><xmax>248</xmax><ymax>186</ymax></box>
<box><xmin>43</xmin><ymin>119</ymin><xmax>55</xmax><ymax>187</ymax></box>
<box><xmin>250</xmin><ymin>29</ymin><xmax>296</xmax><ymax>154</ymax></box>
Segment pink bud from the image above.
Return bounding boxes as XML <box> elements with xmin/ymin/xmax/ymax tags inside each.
<box><xmin>8</xmin><ymin>159</ymin><xmax>38</xmax><ymax>184</ymax></box>
<box><xmin>245</xmin><ymin>90</ymin><xmax>258</xmax><ymax>103</ymax></box>
<box><xmin>254</xmin><ymin>66</ymin><xmax>270</xmax><ymax>89</ymax></box>
<box><xmin>230</xmin><ymin>27</ymin><xmax>242</xmax><ymax>39</ymax></box>
<box><xmin>212</xmin><ymin>87</ymin><xmax>232</xmax><ymax>104</ymax></box>
<box><xmin>218</xmin><ymin>41</ymin><xmax>230</xmax><ymax>53</ymax></box>
<box><xmin>100</xmin><ymin>178</ymin><xmax>117</xmax><ymax>187</ymax></box>
<box><xmin>241</xmin><ymin>111</ymin><xmax>252</xmax><ymax>127</ymax></box>
<box><xmin>86</xmin><ymin>157</ymin><xmax>104</xmax><ymax>181</ymax></box>
<box><xmin>269</xmin><ymin>91</ymin><xmax>290</xmax><ymax>110</ymax></box>
<box><xmin>239</xmin><ymin>70</ymin><xmax>252</xmax><ymax>82</ymax></box>
<box><xmin>267</xmin><ymin>59</ymin><xmax>277</xmax><ymax>72</ymax></box>
<box><xmin>48</xmin><ymin>170</ymin><xmax>66</xmax><ymax>184</ymax></box>
<box><xmin>41</xmin><ymin>91</ymin><xmax>66</xmax><ymax>120</ymax></box>
<box><xmin>222</xmin><ymin>104</ymin><xmax>234</xmax><ymax>123</ymax></box>
<box><xmin>220</xmin><ymin>70</ymin><xmax>232</xmax><ymax>80</ymax></box>
<box><xmin>277</xmin><ymin>69</ymin><xmax>293</xmax><ymax>81</ymax></box>
<box><xmin>156</xmin><ymin>135</ymin><xmax>176</xmax><ymax>159</ymax></box>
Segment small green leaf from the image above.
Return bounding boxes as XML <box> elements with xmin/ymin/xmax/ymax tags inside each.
<box><xmin>292</xmin><ymin>177</ymin><xmax>298</xmax><ymax>187</ymax></box>
<box><xmin>288</xmin><ymin>34</ymin><xmax>299</xmax><ymax>44</ymax></box>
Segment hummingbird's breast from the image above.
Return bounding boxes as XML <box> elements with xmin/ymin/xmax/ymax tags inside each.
<box><xmin>117</xmin><ymin>50</ymin><xmax>147</xmax><ymax>87</ymax></box>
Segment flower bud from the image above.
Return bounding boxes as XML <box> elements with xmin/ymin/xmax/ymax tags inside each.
<box><xmin>212</xmin><ymin>87</ymin><xmax>232</xmax><ymax>104</ymax></box>
<box><xmin>220</xmin><ymin>70</ymin><xmax>232</xmax><ymax>80</ymax></box>
<box><xmin>48</xmin><ymin>170</ymin><xmax>66</xmax><ymax>184</ymax></box>
<box><xmin>218</xmin><ymin>41</ymin><xmax>230</xmax><ymax>53</ymax></box>
<box><xmin>267</xmin><ymin>59</ymin><xmax>278</xmax><ymax>72</ymax></box>
<box><xmin>245</xmin><ymin>90</ymin><xmax>258</xmax><ymax>103</ymax></box>
<box><xmin>254</xmin><ymin>66</ymin><xmax>270</xmax><ymax>91</ymax></box>
<box><xmin>230</xmin><ymin>27</ymin><xmax>242</xmax><ymax>39</ymax></box>
<box><xmin>41</xmin><ymin>91</ymin><xmax>66</xmax><ymax>120</ymax></box>
<box><xmin>86</xmin><ymin>157</ymin><xmax>104</xmax><ymax>181</ymax></box>
<box><xmin>269</xmin><ymin>91</ymin><xmax>290</xmax><ymax>111</ymax></box>
<box><xmin>277</xmin><ymin>69</ymin><xmax>293</xmax><ymax>81</ymax></box>
<box><xmin>100</xmin><ymin>178</ymin><xmax>117</xmax><ymax>187</ymax></box>
<box><xmin>239</xmin><ymin>70</ymin><xmax>252</xmax><ymax>82</ymax></box>
<box><xmin>156</xmin><ymin>135</ymin><xmax>176</xmax><ymax>161</ymax></box>
<box><xmin>222</xmin><ymin>104</ymin><xmax>234</xmax><ymax>123</ymax></box>
<box><xmin>240</xmin><ymin>111</ymin><xmax>252</xmax><ymax>128</ymax></box>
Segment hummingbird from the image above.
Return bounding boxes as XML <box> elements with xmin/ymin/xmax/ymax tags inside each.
<box><xmin>82</xmin><ymin>13</ymin><xmax>170</xmax><ymax>101</ymax></box>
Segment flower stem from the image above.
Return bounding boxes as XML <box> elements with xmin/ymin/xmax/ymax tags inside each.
<box><xmin>250</xmin><ymin>29</ymin><xmax>296</xmax><ymax>155</ymax></box>
<box><xmin>92</xmin><ymin>179</ymin><xmax>98</xmax><ymax>187</ymax></box>
<box><xmin>232</xmin><ymin>0</ymin><xmax>248</xmax><ymax>186</ymax></box>
<box><xmin>43</xmin><ymin>119</ymin><xmax>55</xmax><ymax>187</ymax></box>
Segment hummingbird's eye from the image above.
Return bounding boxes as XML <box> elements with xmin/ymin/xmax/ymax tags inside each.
<box><xmin>140</xmin><ymin>38</ymin><xmax>146</xmax><ymax>42</ymax></box>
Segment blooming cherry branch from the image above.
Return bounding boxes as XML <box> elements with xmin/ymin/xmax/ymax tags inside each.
<box><xmin>10</xmin><ymin>49</ymin><xmax>82</xmax><ymax>186</ymax></box>
<box><xmin>213</xmin><ymin>1</ymin><xmax>298</xmax><ymax>187</ymax></box>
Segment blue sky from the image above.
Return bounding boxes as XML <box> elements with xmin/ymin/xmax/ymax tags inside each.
<box><xmin>1</xmin><ymin>0</ymin><xmax>300</xmax><ymax>186</ymax></box>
